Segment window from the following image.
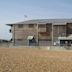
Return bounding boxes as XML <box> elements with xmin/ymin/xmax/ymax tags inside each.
<box><xmin>18</xmin><ymin>24</ymin><xmax>23</xmax><ymax>28</ymax></box>
<box><xmin>38</xmin><ymin>24</ymin><xmax>46</xmax><ymax>28</ymax></box>
<box><xmin>28</xmin><ymin>24</ymin><xmax>34</xmax><ymax>28</ymax></box>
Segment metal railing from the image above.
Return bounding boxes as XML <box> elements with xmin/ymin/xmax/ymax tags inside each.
<box><xmin>0</xmin><ymin>42</ymin><xmax>72</xmax><ymax>50</ymax></box>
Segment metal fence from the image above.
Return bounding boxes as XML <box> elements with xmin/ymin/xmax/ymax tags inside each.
<box><xmin>0</xmin><ymin>42</ymin><xmax>72</xmax><ymax>50</ymax></box>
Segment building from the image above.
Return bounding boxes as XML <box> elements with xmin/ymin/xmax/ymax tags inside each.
<box><xmin>7</xmin><ymin>19</ymin><xmax>72</xmax><ymax>46</ymax></box>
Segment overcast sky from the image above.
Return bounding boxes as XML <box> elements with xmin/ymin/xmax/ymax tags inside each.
<box><xmin>0</xmin><ymin>0</ymin><xmax>72</xmax><ymax>40</ymax></box>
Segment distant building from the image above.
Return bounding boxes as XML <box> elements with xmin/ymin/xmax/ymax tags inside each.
<box><xmin>7</xmin><ymin>19</ymin><xmax>72</xmax><ymax>46</ymax></box>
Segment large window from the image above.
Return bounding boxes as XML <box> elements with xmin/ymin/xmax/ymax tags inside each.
<box><xmin>28</xmin><ymin>24</ymin><xmax>34</xmax><ymax>28</ymax></box>
<box><xmin>18</xmin><ymin>24</ymin><xmax>23</xmax><ymax>28</ymax></box>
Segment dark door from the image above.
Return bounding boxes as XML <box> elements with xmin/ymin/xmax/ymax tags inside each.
<box><xmin>29</xmin><ymin>38</ymin><xmax>36</xmax><ymax>46</ymax></box>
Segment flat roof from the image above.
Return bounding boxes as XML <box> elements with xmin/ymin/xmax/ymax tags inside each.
<box><xmin>7</xmin><ymin>19</ymin><xmax>72</xmax><ymax>26</ymax></box>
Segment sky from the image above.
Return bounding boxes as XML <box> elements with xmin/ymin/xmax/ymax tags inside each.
<box><xmin>0</xmin><ymin>0</ymin><xmax>72</xmax><ymax>40</ymax></box>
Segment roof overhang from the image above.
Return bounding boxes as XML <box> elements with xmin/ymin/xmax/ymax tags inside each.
<box><xmin>6</xmin><ymin>24</ymin><xmax>13</xmax><ymax>26</ymax></box>
<box><xmin>6</xmin><ymin>19</ymin><xmax>72</xmax><ymax>26</ymax></box>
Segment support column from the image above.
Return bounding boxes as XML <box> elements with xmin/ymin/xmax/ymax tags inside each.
<box><xmin>37</xmin><ymin>24</ymin><xmax>39</xmax><ymax>46</ymax></box>
<box><xmin>52</xmin><ymin>23</ymin><xmax>54</xmax><ymax>45</ymax></box>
